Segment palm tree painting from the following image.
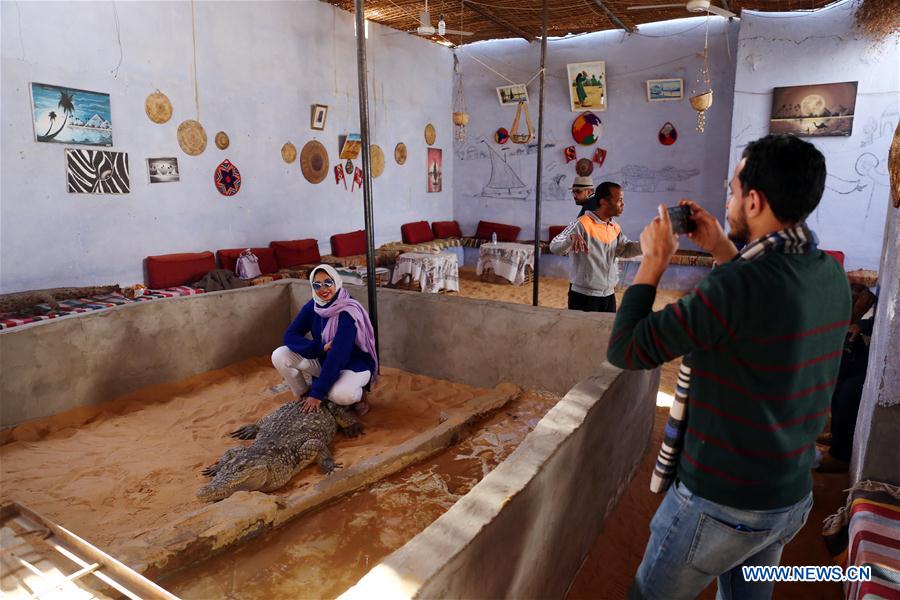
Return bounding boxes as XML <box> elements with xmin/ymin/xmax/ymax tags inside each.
<box><xmin>31</xmin><ymin>83</ymin><xmax>113</xmax><ymax>147</ymax></box>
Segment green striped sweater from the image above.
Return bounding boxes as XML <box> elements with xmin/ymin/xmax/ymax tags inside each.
<box><xmin>608</xmin><ymin>249</ymin><xmax>851</xmax><ymax>509</ymax></box>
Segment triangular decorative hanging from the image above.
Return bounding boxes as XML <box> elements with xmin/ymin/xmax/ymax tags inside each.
<box><xmin>510</xmin><ymin>101</ymin><xmax>534</xmax><ymax>144</ymax></box>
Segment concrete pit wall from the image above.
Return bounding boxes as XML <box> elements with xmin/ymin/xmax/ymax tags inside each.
<box><xmin>1</xmin><ymin>282</ymin><xmax>659</xmax><ymax>596</ymax></box>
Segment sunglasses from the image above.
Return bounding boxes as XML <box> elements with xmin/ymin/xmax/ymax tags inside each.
<box><xmin>312</xmin><ymin>278</ymin><xmax>335</xmax><ymax>291</ymax></box>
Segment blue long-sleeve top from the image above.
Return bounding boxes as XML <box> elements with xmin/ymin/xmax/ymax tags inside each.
<box><xmin>283</xmin><ymin>299</ymin><xmax>376</xmax><ymax>400</ymax></box>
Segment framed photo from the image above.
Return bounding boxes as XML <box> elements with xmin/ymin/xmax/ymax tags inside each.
<box><xmin>147</xmin><ymin>157</ymin><xmax>179</xmax><ymax>183</ymax></box>
<box><xmin>31</xmin><ymin>82</ymin><xmax>113</xmax><ymax>146</ymax></box>
<box><xmin>769</xmin><ymin>81</ymin><xmax>857</xmax><ymax>137</ymax></box>
<box><xmin>311</xmin><ymin>104</ymin><xmax>328</xmax><ymax>130</ymax></box>
<box><xmin>567</xmin><ymin>61</ymin><xmax>606</xmax><ymax>112</ymax></box>
<box><xmin>646</xmin><ymin>78</ymin><xmax>683</xmax><ymax>102</ymax></box>
<box><xmin>496</xmin><ymin>84</ymin><xmax>529</xmax><ymax>106</ymax></box>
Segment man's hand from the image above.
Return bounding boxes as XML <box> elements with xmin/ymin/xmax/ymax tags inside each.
<box><xmin>633</xmin><ymin>205</ymin><xmax>678</xmax><ymax>286</ymax></box>
<box><xmin>570</xmin><ymin>232</ymin><xmax>588</xmax><ymax>254</ymax></box>
<box><xmin>679</xmin><ymin>199</ymin><xmax>738</xmax><ymax>264</ymax></box>
<box><xmin>301</xmin><ymin>396</ymin><xmax>322</xmax><ymax>413</ymax></box>
<box><xmin>323</xmin><ymin>341</ymin><xmax>332</xmax><ymax>352</ymax></box>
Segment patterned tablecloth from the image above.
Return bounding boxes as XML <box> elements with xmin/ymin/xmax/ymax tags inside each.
<box><xmin>391</xmin><ymin>252</ymin><xmax>459</xmax><ymax>293</ymax></box>
<box><xmin>477</xmin><ymin>242</ymin><xmax>535</xmax><ymax>285</ymax></box>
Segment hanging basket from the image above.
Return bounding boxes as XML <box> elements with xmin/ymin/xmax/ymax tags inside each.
<box><xmin>690</xmin><ymin>90</ymin><xmax>714</xmax><ymax>133</ymax></box>
<box><xmin>453</xmin><ymin>112</ymin><xmax>469</xmax><ymax>126</ymax></box>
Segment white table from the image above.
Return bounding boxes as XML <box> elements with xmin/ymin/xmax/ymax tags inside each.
<box><xmin>335</xmin><ymin>266</ymin><xmax>390</xmax><ymax>287</ymax></box>
<box><xmin>476</xmin><ymin>242</ymin><xmax>535</xmax><ymax>285</ymax></box>
<box><xmin>391</xmin><ymin>252</ymin><xmax>459</xmax><ymax>293</ymax></box>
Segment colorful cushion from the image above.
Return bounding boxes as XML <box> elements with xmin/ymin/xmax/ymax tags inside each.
<box><xmin>432</xmin><ymin>220</ymin><xmax>463</xmax><ymax>239</ymax></box>
<box><xmin>330</xmin><ymin>230</ymin><xmax>367</xmax><ymax>258</ymax></box>
<box><xmin>548</xmin><ymin>225</ymin><xmax>566</xmax><ymax>241</ymax></box>
<box><xmin>217</xmin><ymin>248</ymin><xmax>279</xmax><ymax>275</ymax></box>
<box><xmin>475</xmin><ymin>220</ymin><xmax>521</xmax><ymax>242</ymax></box>
<box><xmin>146</xmin><ymin>252</ymin><xmax>216</xmax><ymax>289</ymax></box>
<box><xmin>401</xmin><ymin>221</ymin><xmax>435</xmax><ymax>245</ymax></box>
<box><xmin>822</xmin><ymin>249</ymin><xmax>845</xmax><ymax>267</ymax></box>
<box><xmin>269</xmin><ymin>239</ymin><xmax>321</xmax><ymax>269</ymax></box>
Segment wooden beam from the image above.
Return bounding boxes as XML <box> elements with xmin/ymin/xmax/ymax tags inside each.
<box><xmin>591</xmin><ymin>0</ymin><xmax>634</xmax><ymax>33</ymax></box>
<box><xmin>462</xmin><ymin>1</ymin><xmax>534</xmax><ymax>42</ymax></box>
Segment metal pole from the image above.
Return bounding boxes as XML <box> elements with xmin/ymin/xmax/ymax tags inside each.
<box><xmin>354</xmin><ymin>0</ymin><xmax>379</xmax><ymax>357</ymax></box>
<box><xmin>532</xmin><ymin>0</ymin><xmax>548</xmax><ymax>307</ymax></box>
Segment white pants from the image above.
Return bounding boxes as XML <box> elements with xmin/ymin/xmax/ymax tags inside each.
<box><xmin>271</xmin><ymin>345</ymin><xmax>371</xmax><ymax>405</ymax></box>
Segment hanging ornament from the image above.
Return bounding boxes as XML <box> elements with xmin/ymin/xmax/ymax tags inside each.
<box><xmin>452</xmin><ymin>55</ymin><xmax>469</xmax><ymax>142</ymax></box>
<box><xmin>564</xmin><ymin>146</ymin><xmax>577</xmax><ymax>163</ymax></box>
<box><xmin>495</xmin><ymin>128</ymin><xmax>510</xmax><ymax>145</ymax></box>
<box><xmin>351</xmin><ymin>166</ymin><xmax>364</xmax><ymax>192</ymax></box>
<box><xmin>345</xmin><ymin>159</ymin><xmax>354</xmax><ymax>174</ymax></box>
<box><xmin>334</xmin><ymin>164</ymin><xmax>347</xmax><ymax>189</ymax></box>
<box><xmin>658</xmin><ymin>122</ymin><xmax>678</xmax><ymax>146</ymax></box>
<box><xmin>214</xmin><ymin>160</ymin><xmax>241</xmax><ymax>196</ymax></box>
<box><xmin>593</xmin><ymin>147</ymin><xmax>607</xmax><ymax>167</ymax></box>
<box><xmin>510</xmin><ymin>101</ymin><xmax>534</xmax><ymax>144</ymax></box>
<box><xmin>571</xmin><ymin>111</ymin><xmax>603</xmax><ymax>145</ymax></box>
<box><xmin>690</xmin><ymin>11</ymin><xmax>715</xmax><ymax>133</ymax></box>
<box><xmin>576</xmin><ymin>158</ymin><xmax>594</xmax><ymax>176</ymax></box>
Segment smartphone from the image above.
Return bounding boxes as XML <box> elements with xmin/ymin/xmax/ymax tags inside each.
<box><xmin>668</xmin><ymin>205</ymin><xmax>695</xmax><ymax>235</ymax></box>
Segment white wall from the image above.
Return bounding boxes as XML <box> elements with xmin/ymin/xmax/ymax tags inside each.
<box><xmin>0</xmin><ymin>1</ymin><xmax>454</xmax><ymax>292</ymax></box>
<box><xmin>453</xmin><ymin>18</ymin><xmax>739</xmax><ymax>245</ymax></box>
<box><xmin>728</xmin><ymin>2</ymin><xmax>899</xmax><ymax>270</ymax></box>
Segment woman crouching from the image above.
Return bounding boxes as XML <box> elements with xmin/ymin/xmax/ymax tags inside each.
<box><xmin>271</xmin><ymin>265</ymin><xmax>378</xmax><ymax>415</ymax></box>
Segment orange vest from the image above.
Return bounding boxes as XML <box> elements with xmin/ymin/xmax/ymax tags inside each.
<box><xmin>579</xmin><ymin>214</ymin><xmax>621</xmax><ymax>245</ymax></box>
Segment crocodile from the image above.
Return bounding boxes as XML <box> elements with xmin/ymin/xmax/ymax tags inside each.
<box><xmin>197</xmin><ymin>400</ymin><xmax>362</xmax><ymax>502</ymax></box>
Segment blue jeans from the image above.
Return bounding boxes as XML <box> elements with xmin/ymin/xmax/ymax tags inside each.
<box><xmin>629</xmin><ymin>480</ymin><xmax>813</xmax><ymax>600</ymax></box>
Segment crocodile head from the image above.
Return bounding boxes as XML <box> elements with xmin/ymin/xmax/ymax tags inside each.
<box><xmin>196</xmin><ymin>457</ymin><xmax>270</xmax><ymax>502</ymax></box>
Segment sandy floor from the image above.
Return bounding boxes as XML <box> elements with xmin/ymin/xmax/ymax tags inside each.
<box><xmin>162</xmin><ymin>388</ymin><xmax>559</xmax><ymax>599</ymax></box>
<box><xmin>0</xmin><ymin>360</ymin><xmax>511</xmax><ymax>556</ymax></box>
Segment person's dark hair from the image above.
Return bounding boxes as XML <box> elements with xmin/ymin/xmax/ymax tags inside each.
<box><xmin>739</xmin><ymin>134</ymin><xmax>826</xmax><ymax>224</ymax></box>
<box><xmin>594</xmin><ymin>181</ymin><xmax>621</xmax><ymax>205</ymax></box>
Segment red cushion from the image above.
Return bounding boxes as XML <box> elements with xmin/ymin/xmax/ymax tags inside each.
<box><xmin>330</xmin><ymin>230</ymin><xmax>367</xmax><ymax>257</ymax></box>
<box><xmin>269</xmin><ymin>239</ymin><xmax>321</xmax><ymax>269</ymax></box>
<box><xmin>217</xmin><ymin>248</ymin><xmax>278</xmax><ymax>275</ymax></box>
<box><xmin>548</xmin><ymin>225</ymin><xmax>566</xmax><ymax>241</ymax></box>
<box><xmin>475</xmin><ymin>220</ymin><xmax>521</xmax><ymax>242</ymax></box>
<box><xmin>146</xmin><ymin>252</ymin><xmax>216</xmax><ymax>289</ymax></box>
<box><xmin>823</xmin><ymin>250</ymin><xmax>845</xmax><ymax>267</ymax></box>
<box><xmin>432</xmin><ymin>220</ymin><xmax>463</xmax><ymax>239</ymax></box>
<box><xmin>401</xmin><ymin>221</ymin><xmax>435</xmax><ymax>245</ymax></box>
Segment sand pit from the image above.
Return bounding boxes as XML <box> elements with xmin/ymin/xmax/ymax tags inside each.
<box><xmin>0</xmin><ymin>359</ymin><xmax>519</xmax><ymax>577</ymax></box>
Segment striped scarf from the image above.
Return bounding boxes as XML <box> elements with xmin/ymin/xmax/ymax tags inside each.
<box><xmin>650</xmin><ymin>222</ymin><xmax>817</xmax><ymax>494</ymax></box>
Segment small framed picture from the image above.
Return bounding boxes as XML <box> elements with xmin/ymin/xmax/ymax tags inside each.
<box><xmin>311</xmin><ymin>104</ymin><xmax>328</xmax><ymax>130</ymax></box>
<box><xmin>496</xmin><ymin>84</ymin><xmax>529</xmax><ymax>106</ymax></box>
<box><xmin>147</xmin><ymin>157</ymin><xmax>179</xmax><ymax>183</ymax></box>
<box><xmin>567</xmin><ymin>61</ymin><xmax>606</xmax><ymax>112</ymax></box>
<box><xmin>646</xmin><ymin>78</ymin><xmax>684</xmax><ymax>102</ymax></box>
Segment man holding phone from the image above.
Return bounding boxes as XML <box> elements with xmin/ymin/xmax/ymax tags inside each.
<box><xmin>550</xmin><ymin>181</ymin><xmax>642</xmax><ymax>312</ymax></box>
<box><xmin>608</xmin><ymin>135</ymin><xmax>851</xmax><ymax>599</ymax></box>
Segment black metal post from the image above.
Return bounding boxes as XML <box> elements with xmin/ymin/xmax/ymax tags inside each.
<box><xmin>532</xmin><ymin>0</ymin><xmax>548</xmax><ymax>307</ymax></box>
<box><xmin>354</xmin><ymin>0</ymin><xmax>379</xmax><ymax>357</ymax></box>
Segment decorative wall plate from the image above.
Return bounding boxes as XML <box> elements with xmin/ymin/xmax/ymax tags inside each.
<box><xmin>300</xmin><ymin>140</ymin><xmax>329</xmax><ymax>184</ymax></box>
<box><xmin>214</xmin><ymin>159</ymin><xmax>241</xmax><ymax>196</ymax></box>
<box><xmin>424</xmin><ymin>123</ymin><xmax>436</xmax><ymax>145</ymax></box>
<box><xmin>145</xmin><ymin>90</ymin><xmax>173</xmax><ymax>124</ymax></box>
<box><xmin>394</xmin><ymin>142</ymin><xmax>407</xmax><ymax>165</ymax></box>
<box><xmin>177</xmin><ymin>120</ymin><xmax>207</xmax><ymax>156</ymax></box>
<box><xmin>494</xmin><ymin>128</ymin><xmax>509</xmax><ymax>145</ymax></box>
<box><xmin>576</xmin><ymin>158</ymin><xmax>594</xmax><ymax>176</ymax></box>
<box><xmin>281</xmin><ymin>142</ymin><xmax>297</xmax><ymax>163</ymax></box>
<box><xmin>370</xmin><ymin>144</ymin><xmax>385</xmax><ymax>178</ymax></box>
<box><xmin>572</xmin><ymin>111</ymin><xmax>603</xmax><ymax>145</ymax></box>
<box><xmin>215</xmin><ymin>131</ymin><xmax>230</xmax><ymax>150</ymax></box>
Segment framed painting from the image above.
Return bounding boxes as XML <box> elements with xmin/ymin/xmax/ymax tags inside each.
<box><xmin>647</xmin><ymin>78</ymin><xmax>683</xmax><ymax>102</ymax></box>
<box><xmin>311</xmin><ymin>104</ymin><xmax>328</xmax><ymax>131</ymax></box>
<box><xmin>496</xmin><ymin>84</ymin><xmax>529</xmax><ymax>106</ymax></box>
<box><xmin>66</xmin><ymin>149</ymin><xmax>129</xmax><ymax>194</ymax></box>
<box><xmin>567</xmin><ymin>61</ymin><xmax>606</xmax><ymax>112</ymax></box>
<box><xmin>769</xmin><ymin>82</ymin><xmax>858</xmax><ymax>137</ymax></box>
<box><xmin>31</xmin><ymin>83</ymin><xmax>113</xmax><ymax>146</ymax></box>
<box><xmin>339</xmin><ymin>133</ymin><xmax>361</xmax><ymax>159</ymax></box>
<box><xmin>427</xmin><ymin>148</ymin><xmax>442</xmax><ymax>193</ymax></box>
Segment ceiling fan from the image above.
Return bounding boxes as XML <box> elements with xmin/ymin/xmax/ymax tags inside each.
<box><xmin>626</xmin><ymin>0</ymin><xmax>736</xmax><ymax>18</ymax></box>
<box><xmin>410</xmin><ymin>0</ymin><xmax>474</xmax><ymax>37</ymax></box>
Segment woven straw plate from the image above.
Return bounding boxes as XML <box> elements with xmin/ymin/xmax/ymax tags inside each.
<box><xmin>424</xmin><ymin>123</ymin><xmax>436</xmax><ymax>145</ymax></box>
<box><xmin>394</xmin><ymin>142</ymin><xmax>407</xmax><ymax>165</ymax></box>
<box><xmin>300</xmin><ymin>140</ymin><xmax>329</xmax><ymax>184</ymax></box>
<box><xmin>215</xmin><ymin>131</ymin><xmax>230</xmax><ymax>150</ymax></box>
<box><xmin>370</xmin><ymin>144</ymin><xmax>385</xmax><ymax>178</ymax></box>
<box><xmin>282</xmin><ymin>142</ymin><xmax>297</xmax><ymax>163</ymax></box>
<box><xmin>145</xmin><ymin>90</ymin><xmax>173</xmax><ymax>124</ymax></box>
<box><xmin>177</xmin><ymin>120</ymin><xmax>207</xmax><ymax>156</ymax></box>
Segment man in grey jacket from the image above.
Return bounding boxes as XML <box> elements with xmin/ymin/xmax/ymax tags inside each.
<box><xmin>550</xmin><ymin>181</ymin><xmax>642</xmax><ymax>312</ymax></box>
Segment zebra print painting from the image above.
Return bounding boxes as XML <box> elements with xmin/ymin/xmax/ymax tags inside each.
<box><xmin>65</xmin><ymin>149</ymin><xmax>129</xmax><ymax>194</ymax></box>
